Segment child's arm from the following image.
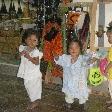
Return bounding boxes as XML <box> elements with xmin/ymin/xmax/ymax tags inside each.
<box><xmin>54</xmin><ymin>54</ymin><xmax>64</xmax><ymax>66</ymax></box>
<box><xmin>24</xmin><ymin>52</ymin><xmax>39</xmax><ymax>65</ymax></box>
<box><xmin>20</xmin><ymin>50</ymin><xmax>27</xmax><ymax>56</ymax></box>
<box><xmin>85</xmin><ymin>50</ymin><xmax>99</xmax><ymax>65</ymax></box>
<box><xmin>29</xmin><ymin>57</ymin><xmax>39</xmax><ymax>65</ymax></box>
<box><xmin>87</xmin><ymin>57</ymin><xmax>99</xmax><ymax>65</ymax></box>
<box><xmin>88</xmin><ymin>57</ymin><xmax>98</xmax><ymax>63</ymax></box>
<box><xmin>17</xmin><ymin>45</ymin><xmax>26</xmax><ymax>59</ymax></box>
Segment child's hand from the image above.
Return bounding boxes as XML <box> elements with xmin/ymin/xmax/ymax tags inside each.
<box><xmin>20</xmin><ymin>50</ymin><xmax>27</xmax><ymax>56</ymax></box>
<box><xmin>24</xmin><ymin>52</ymin><xmax>31</xmax><ymax>60</ymax></box>
<box><xmin>53</xmin><ymin>52</ymin><xmax>61</xmax><ymax>61</ymax></box>
<box><xmin>88</xmin><ymin>57</ymin><xmax>98</xmax><ymax>64</ymax></box>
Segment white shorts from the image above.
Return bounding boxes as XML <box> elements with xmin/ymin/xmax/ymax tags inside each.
<box><xmin>24</xmin><ymin>77</ymin><xmax>42</xmax><ymax>102</ymax></box>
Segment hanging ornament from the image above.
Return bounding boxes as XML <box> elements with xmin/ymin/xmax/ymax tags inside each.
<box><xmin>88</xmin><ymin>67</ymin><xmax>104</xmax><ymax>86</ymax></box>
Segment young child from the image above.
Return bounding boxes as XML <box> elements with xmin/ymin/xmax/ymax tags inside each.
<box><xmin>105</xmin><ymin>21</ymin><xmax>112</xmax><ymax>110</ymax></box>
<box><xmin>17</xmin><ymin>29</ymin><xmax>43</xmax><ymax>111</ymax></box>
<box><xmin>54</xmin><ymin>39</ymin><xmax>89</xmax><ymax>111</ymax></box>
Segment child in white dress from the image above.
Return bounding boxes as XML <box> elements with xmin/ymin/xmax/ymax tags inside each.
<box><xmin>55</xmin><ymin>40</ymin><xmax>89</xmax><ymax>111</ymax></box>
<box><xmin>17</xmin><ymin>29</ymin><xmax>43</xmax><ymax>111</ymax></box>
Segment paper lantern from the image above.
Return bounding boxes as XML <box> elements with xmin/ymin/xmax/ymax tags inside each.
<box><xmin>89</xmin><ymin>67</ymin><xmax>104</xmax><ymax>86</ymax></box>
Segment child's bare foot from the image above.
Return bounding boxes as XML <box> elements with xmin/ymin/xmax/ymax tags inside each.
<box><xmin>27</xmin><ymin>100</ymin><xmax>40</xmax><ymax>110</ymax></box>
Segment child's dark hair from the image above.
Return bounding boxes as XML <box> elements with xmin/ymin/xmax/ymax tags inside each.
<box><xmin>107</xmin><ymin>21</ymin><xmax>112</xmax><ymax>32</ymax></box>
<box><xmin>22</xmin><ymin>28</ymin><xmax>38</xmax><ymax>45</ymax></box>
<box><xmin>68</xmin><ymin>39</ymin><xmax>83</xmax><ymax>54</ymax></box>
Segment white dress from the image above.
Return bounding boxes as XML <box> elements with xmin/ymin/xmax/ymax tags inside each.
<box><xmin>55</xmin><ymin>54</ymin><xmax>89</xmax><ymax>104</ymax></box>
<box><xmin>17</xmin><ymin>45</ymin><xmax>43</xmax><ymax>102</ymax></box>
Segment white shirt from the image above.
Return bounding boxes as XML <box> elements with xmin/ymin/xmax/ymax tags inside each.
<box><xmin>17</xmin><ymin>45</ymin><xmax>43</xmax><ymax>80</ymax></box>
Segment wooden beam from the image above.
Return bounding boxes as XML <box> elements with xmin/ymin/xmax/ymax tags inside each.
<box><xmin>90</xmin><ymin>0</ymin><xmax>98</xmax><ymax>51</ymax></box>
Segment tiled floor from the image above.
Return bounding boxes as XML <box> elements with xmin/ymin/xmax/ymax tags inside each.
<box><xmin>0</xmin><ymin>74</ymin><xmax>112</xmax><ymax>112</ymax></box>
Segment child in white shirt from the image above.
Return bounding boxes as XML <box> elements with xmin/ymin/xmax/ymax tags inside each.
<box><xmin>17</xmin><ymin>29</ymin><xmax>43</xmax><ymax>111</ymax></box>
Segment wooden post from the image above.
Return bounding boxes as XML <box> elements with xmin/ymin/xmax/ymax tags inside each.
<box><xmin>90</xmin><ymin>0</ymin><xmax>98</xmax><ymax>51</ymax></box>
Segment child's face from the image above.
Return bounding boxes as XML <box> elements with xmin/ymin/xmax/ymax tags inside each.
<box><xmin>69</xmin><ymin>42</ymin><xmax>80</xmax><ymax>58</ymax></box>
<box><xmin>107</xmin><ymin>32</ymin><xmax>112</xmax><ymax>44</ymax></box>
<box><xmin>25</xmin><ymin>34</ymin><xmax>38</xmax><ymax>48</ymax></box>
